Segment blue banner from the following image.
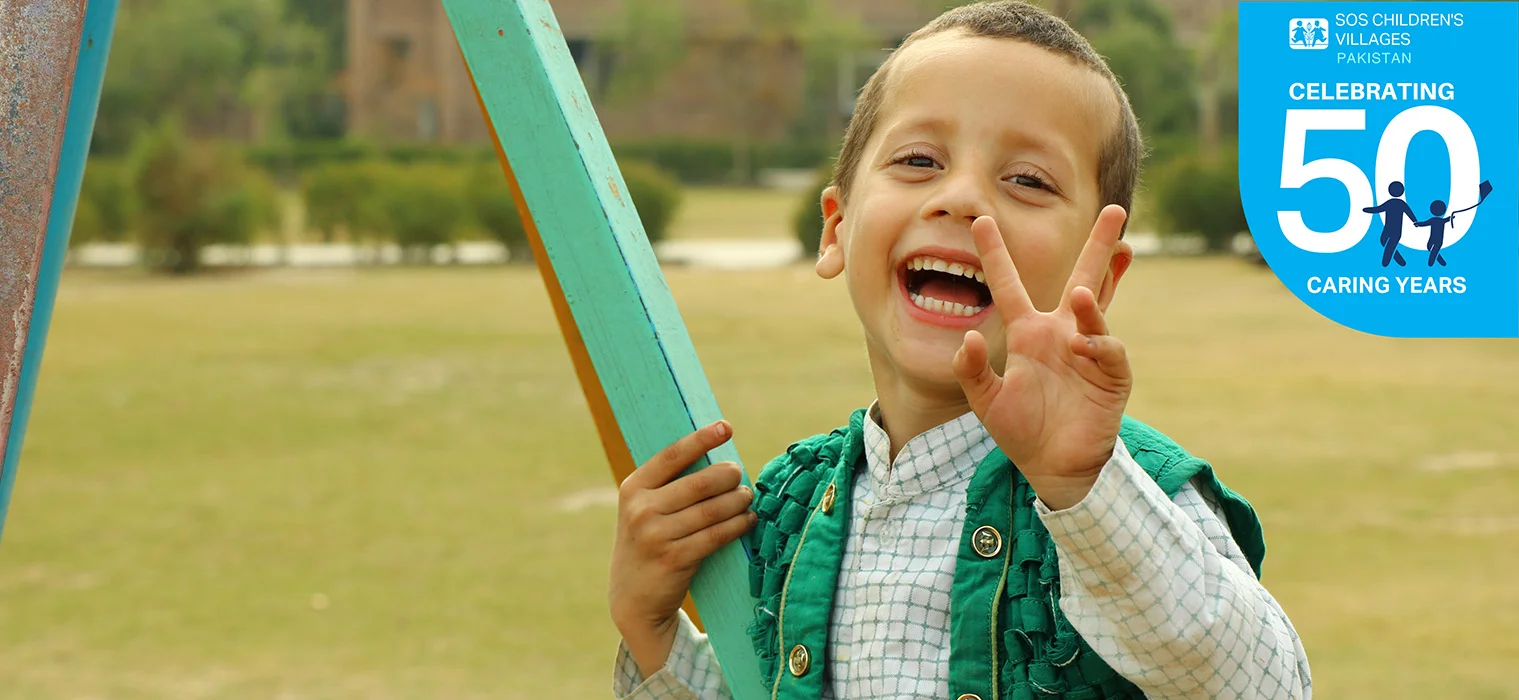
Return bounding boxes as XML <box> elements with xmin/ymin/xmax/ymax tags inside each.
<box><xmin>1239</xmin><ymin>2</ymin><xmax>1517</xmax><ymax>337</ymax></box>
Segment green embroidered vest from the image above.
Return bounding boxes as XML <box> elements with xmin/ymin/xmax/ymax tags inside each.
<box><xmin>743</xmin><ymin>409</ymin><xmax>1265</xmax><ymax>700</ymax></box>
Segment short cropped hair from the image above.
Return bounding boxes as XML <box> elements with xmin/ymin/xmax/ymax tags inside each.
<box><xmin>831</xmin><ymin>1</ymin><xmax>1144</xmax><ymax>225</ymax></box>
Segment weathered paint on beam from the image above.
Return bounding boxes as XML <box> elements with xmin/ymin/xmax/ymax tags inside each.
<box><xmin>441</xmin><ymin>1</ymin><xmax>765</xmax><ymax>697</ymax></box>
<box><xmin>0</xmin><ymin>0</ymin><xmax>120</xmax><ymax>540</ymax></box>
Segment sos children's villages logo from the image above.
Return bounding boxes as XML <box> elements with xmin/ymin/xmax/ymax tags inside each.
<box><xmin>1238</xmin><ymin>2</ymin><xmax>1518</xmax><ymax>337</ymax></box>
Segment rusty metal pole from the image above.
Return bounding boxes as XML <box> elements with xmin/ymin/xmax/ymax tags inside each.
<box><xmin>0</xmin><ymin>0</ymin><xmax>120</xmax><ymax>541</ymax></box>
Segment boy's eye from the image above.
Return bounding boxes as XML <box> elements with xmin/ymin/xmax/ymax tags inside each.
<box><xmin>1008</xmin><ymin>173</ymin><xmax>1050</xmax><ymax>190</ymax></box>
<box><xmin>893</xmin><ymin>153</ymin><xmax>939</xmax><ymax>169</ymax></box>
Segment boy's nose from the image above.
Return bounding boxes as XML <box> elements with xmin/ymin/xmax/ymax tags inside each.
<box><xmin>925</xmin><ymin>172</ymin><xmax>997</xmax><ymax>226</ymax></box>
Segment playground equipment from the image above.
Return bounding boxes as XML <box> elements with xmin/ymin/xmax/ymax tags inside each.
<box><xmin>442</xmin><ymin>1</ymin><xmax>765</xmax><ymax>696</ymax></box>
<box><xmin>0</xmin><ymin>0</ymin><xmax>120</xmax><ymax>541</ymax></box>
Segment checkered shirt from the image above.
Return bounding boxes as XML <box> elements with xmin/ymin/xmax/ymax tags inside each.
<box><xmin>614</xmin><ymin>407</ymin><xmax>1313</xmax><ymax>699</ymax></box>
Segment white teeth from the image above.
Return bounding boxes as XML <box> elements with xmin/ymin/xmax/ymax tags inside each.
<box><xmin>911</xmin><ymin>294</ymin><xmax>985</xmax><ymax>317</ymax></box>
<box><xmin>906</xmin><ymin>255</ymin><xmax>983</xmax><ymax>281</ymax></box>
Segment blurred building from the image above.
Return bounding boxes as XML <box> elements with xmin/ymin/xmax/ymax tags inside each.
<box><xmin>343</xmin><ymin>0</ymin><xmax>1235</xmax><ymax>144</ymax></box>
<box><xmin>343</xmin><ymin>0</ymin><xmax>951</xmax><ymax>144</ymax></box>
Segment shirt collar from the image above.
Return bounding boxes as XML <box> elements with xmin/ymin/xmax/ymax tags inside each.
<box><xmin>860</xmin><ymin>401</ymin><xmax>997</xmax><ymax>503</ymax></box>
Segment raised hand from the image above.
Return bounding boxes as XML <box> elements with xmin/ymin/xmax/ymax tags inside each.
<box><xmin>951</xmin><ymin>206</ymin><xmax>1132</xmax><ymax>510</ymax></box>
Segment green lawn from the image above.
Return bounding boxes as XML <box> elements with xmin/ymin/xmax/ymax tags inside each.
<box><xmin>666</xmin><ymin>187</ymin><xmax>805</xmax><ymax>241</ymax></box>
<box><xmin>1</xmin><ymin>259</ymin><xmax>1517</xmax><ymax>698</ymax></box>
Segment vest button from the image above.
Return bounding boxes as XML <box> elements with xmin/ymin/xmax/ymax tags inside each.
<box><xmin>972</xmin><ymin>525</ymin><xmax>1002</xmax><ymax>558</ymax></box>
<box><xmin>788</xmin><ymin>644</ymin><xmax>811</xmax><ymax>676</ymax></box>
<box><xmin>956</xmin><ymin>694</ymin><xmax>982</xmax><ymax>700</ymax></box>
<box><xmin>819</xmin><ymin>483</ymin><xmax>837</xmax><ymax>514</ymax></box>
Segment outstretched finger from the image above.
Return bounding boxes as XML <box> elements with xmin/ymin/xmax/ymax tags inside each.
<box><xmin>624</xmin><ymin>420</ymin><xmax>733</xmax><ymax>491</ymax></box>
<box><xmin>1070</xmin><ymin>285</ymin><xmax>1109</xmax><ymax>337</ymax></box>
<box><xmin>970</xmin><ymin>216</ymin><xmax>1035</xmax><ymax>321</ymax></box>
<box><xmin>1061</xmin><ymin>205</ymin><xmax>1127</xmax><ymax>310</ymax></box>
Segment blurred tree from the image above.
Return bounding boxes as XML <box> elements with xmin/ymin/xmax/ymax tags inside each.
<box><xmin>95</xmin><ymin>0</ymin><xmax>333</xmax><ymax>154</ymax></box>
<box><xmin>1152</xmin><ymin>143</ymin><xmax>1245</xmax><ymax>251</ymax></box>
<box><xmin>907</xmin><ymin>0</ymin><xmax>1198</xmax><ymax>143</ymax></box>
<box><xmin>128</xmin><ymin>120</ymin><xmax>279</xmax><ymax>274</ymax></box>
<box><xmin>600</xmin><ymin>0</ymin><xmax>689</xmax><ymax>105</ymax></box>
<box><xmin>602</xmin><ymin>0</ymin><xmax>865</xmax><ymax>181</ymax></box>
<box><xmin>71</xmin><ymin>160</ymin><xmax>137</xmax><ymax>244</ymax></box>
<box><xmin>714</xmin><ymin>0</ymin><xmax>854</xmax><ymax>180</ymax></box>
<box><xmin>1195</xmin><ymin>8</ymin><xmax>1238</xmax><ymax>156</ymax></box>
<box><xmin>1073</xmin><ymin>0</ymin><xmax>1198</xmax><ymax>142</ymax></box>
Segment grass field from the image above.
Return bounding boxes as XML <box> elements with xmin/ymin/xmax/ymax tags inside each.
<box><xmin>1</xmin><ymin>257</ymin><xmax>1517</xmax><ymax>699</ymax></box>
<box><xmin>666</xmin><ymin>187</ymin><xmax>805</xmax><ymax>241</ymax></box>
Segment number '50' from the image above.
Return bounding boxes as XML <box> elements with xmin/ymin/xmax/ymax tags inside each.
<box><xmin>1278</xmin><ymin>106</ymin><xmax>1481</xmax><ymax>253</ymax></box>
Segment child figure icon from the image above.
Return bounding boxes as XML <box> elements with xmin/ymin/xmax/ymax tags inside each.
<box><xmin>1290</xmin><ymin>19</ymin><xmax>1329</xmax><ymax>48</ymax></box>
<box><xmin>1378</xmin><ymin>179</ymin><xmax>1494</xmax><ymax>267</ymax></box>
<box><xmin>1363</xmin><ymin>181</ymin><xmax>1414</xmax><ymax>267</ymax></box>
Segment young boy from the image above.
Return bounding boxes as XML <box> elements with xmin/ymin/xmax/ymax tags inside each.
<box><xmin>608</xmin><ymin>2</ymin><xmax>1312</xmax><ymax>698</ymax></box>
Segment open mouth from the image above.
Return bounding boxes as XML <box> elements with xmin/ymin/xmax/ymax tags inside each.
<box><xmin>900</xmin><ymin>254</ymin><xmax>992</xmax><ymax>318</ymax></box>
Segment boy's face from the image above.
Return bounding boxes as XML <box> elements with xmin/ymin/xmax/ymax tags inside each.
<box><xmin>818</xmin><ymin>32</ymin><xmax>1132</xmax><ymax>393</ymax></box>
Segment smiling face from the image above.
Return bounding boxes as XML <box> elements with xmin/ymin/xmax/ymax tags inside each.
<box><xmin>817</xmin><ymin>31</ymin><xmax>1131</xmax><ymax>395</ymax></box>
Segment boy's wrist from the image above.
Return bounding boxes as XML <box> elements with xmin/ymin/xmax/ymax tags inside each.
<box><xmin>616</xmin><ymin>613</ymin><xmax>679</xmax><ymax>680</ymax></box>
<box><xmin>1025</xmin><ymin>472</ymin><xmax>1102</xmax><ymax>511</ymax></box>
<box><xmin>1022</xmin><ymin>442</ymin><xmax>1118</xmax><ymax>511</ymax></box>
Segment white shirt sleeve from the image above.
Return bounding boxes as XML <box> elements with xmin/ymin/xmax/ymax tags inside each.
<box><xmin>1034</xmin><ymin>437</ymin><xmax>1314</xmax><ymax>699</ymax></box>
<box><xmin>613</xmin><ymin>609</ymin><xmax>732</xmax><ymax>700</ymax></box>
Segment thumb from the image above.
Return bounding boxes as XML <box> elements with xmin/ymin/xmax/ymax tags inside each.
<box><xmin>953</xmin><ymin>330</ymin><xmax>1002</xmax><ymax>413</ymax></box>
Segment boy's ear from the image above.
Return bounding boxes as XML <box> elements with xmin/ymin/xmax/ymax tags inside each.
<box><xmin>1095</xmin><ymin>239</ymin><xmax>1134</xmax><ymax>312</ymax></box>
<box><xmin>816</xmin><ymin>186</ymin><xmax>846</xmax><ymax>280</ymax></box>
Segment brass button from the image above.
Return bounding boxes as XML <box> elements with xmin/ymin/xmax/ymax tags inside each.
<box><xmin>972</xmin><ymin>525</ymin><xmax>1002</xmax><ymax>558</ymax></box>
<box><xmin>956</xmin><ymin>695</ymin><xmax>982</xmax><ymax>700</ymax></box>
<box><xmin>788</xmin><ymin>644</ymin><xmax>811</xmax><ymax>676</ymax></box>
<box><xmin>819</xmin><ymin>483</ymin><xmax>837</xmax><ymax>514</ymax></box>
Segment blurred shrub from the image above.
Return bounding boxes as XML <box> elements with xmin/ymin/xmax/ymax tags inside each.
<box><xmin>302</xmin><ymin>162</ymin><xmax>388</xmax><ymax>243</ymax></box>
<box><xmin>1151</xmin><ymin>144</ymin><xmax>1245</xmax><ymax>252</ymax></box>
<box><xmin>466</xmin><ymin>158</ymin><xmax>679</xmax><ymax>264</ymax></box>
<box><xmin>466</xmin><ymin>163</ymin><xmax>529</xmax><ymax>263</ymax></box>
<box><xmin>792</xmin><ymin>161</ymin><xmax>834</xmax><ymax>257</ymax></box>
<box><xmin>386</xmin><ymin>143</ymin><xmax>494</xmax><ymax>166</ymax></box>
<box><xmin>755</xmin><ymin>141</ymin><xmax>832</xmax><ymax>172</ymax></box>
<box><xmin>129</xmin><ymin>123</ymin><xmax>278</xmax><ymax>274</ymax></box>
<box><xmin>71</xmin><ymin>158</ymin><xmax>136</xmax><ymax>244</ymax></box>
<box><xmin>613</xmin><ymin>139</ymin><xmax>734</xmax><ymax>184</ymax></box>
<box><xmin>611</xmin><ymin>139</ymin><xmax>830</xmax><ymax>184</ymax></box>
<box><xmin>618</xmin><ymin>158</ymin><xmax>681</xmax><ymax>245</ymax></box>
<box><xmin>373</xmin><ymin>164</ymin><xmax>468</xmax><ymax>262</ymax></box>
<box><xmin>247</xmin><ymin>140</ymin><xmax>376</xmax><ymax>184</ymax></box>
<box><xmin>249</xmin><ymin>140</ymin><xmax>499</xmax><ymax>185</ymax></box>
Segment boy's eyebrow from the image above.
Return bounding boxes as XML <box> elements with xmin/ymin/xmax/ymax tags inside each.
<box><xmin>877</xmin><ymin>116</ymin><xmax>957</xmax><ymax>144</ymax></box>
<box><xmin>879</xmin><ymin>114</ymin><xmax>1078</xmax><ymax>177</ymax></box>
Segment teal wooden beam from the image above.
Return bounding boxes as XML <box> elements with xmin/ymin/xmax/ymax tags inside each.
<box><xmin>441</xmin><ymin>1</ymin><xmax>765</xmax><ymax>697</ymax></box>
<box><xmin>0</xmin><ymin>0</ymin><xmax>120</xmax><ymax>542</ymax></box>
